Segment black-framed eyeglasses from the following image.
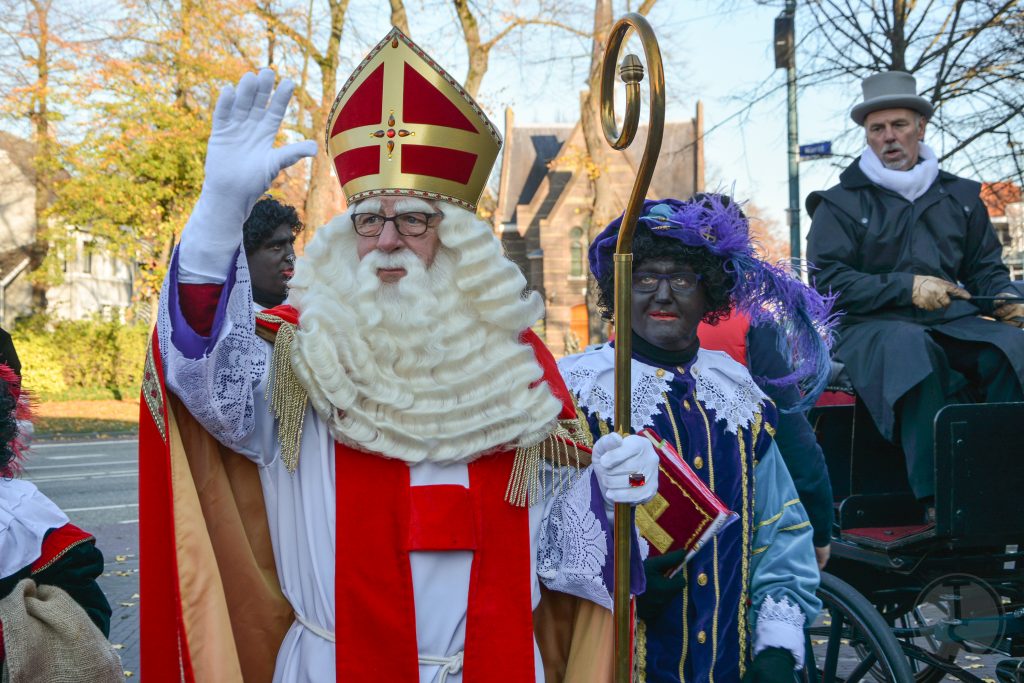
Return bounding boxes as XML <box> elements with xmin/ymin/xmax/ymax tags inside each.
<box><xmin>351</xmin><ymin>211</ymin><xmax>442</xmax><ymax>237</ymax></box>
<box><xmin>632</xmin><ymin>271</ymin><xmax>703</xmax><ymax>293</ymax></box>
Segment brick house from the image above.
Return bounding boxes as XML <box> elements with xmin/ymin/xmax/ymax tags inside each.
<box><xmin>494</xmin><ymin>105</ymin><xmax>705</xmax><ymax>357</ymax></box>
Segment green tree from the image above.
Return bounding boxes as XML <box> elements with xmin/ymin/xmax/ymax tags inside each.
<box><xmin>51</xmin><ymin>0</ymin><xmax>260</xmax><ymax>321</ymax></box>
<box><xmin>0</xmin><ymin>0</ymin><xmax>97</xmax><ymax>313</ymax></box>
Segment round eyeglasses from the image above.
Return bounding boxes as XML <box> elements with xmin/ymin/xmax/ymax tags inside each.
<box><xmin>351</xmin><ymin>211</ymin><xmax>442</xmax><ymax>237</ymax></box>
<box><xmin>632</xmin><ymin>272</ymin><xmax>703</xmax><ymax>293</ymax></box>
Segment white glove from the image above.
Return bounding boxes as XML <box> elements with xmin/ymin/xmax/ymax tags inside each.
<box><xmin>179</xmin><ymin>68</ymin><xmax>318</xmax><ymax>282</ymax></box>
<box><xmin>592</xmin><ymin>433</ymin><xmax>659</xmax><ymax>512</ymax></box>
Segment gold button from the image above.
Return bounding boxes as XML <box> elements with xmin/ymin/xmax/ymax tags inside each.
<box><xmin>655</xmin><ymin>368</ymin><xmax>666</xmax><ymax>377</ymax></box>
<box><xmin>697</xmin><ymin>572</ymin><xmax>708</xmax><ymax>586</ymax></box>
<box><xmin>676</xmin><ymin>366</ymin><xmax>687</xmax><ymax>374</ymax></box>
<box><xmin>682</xmin><ymin>399</ymin><xmax>691</xmax><ymax>411</ymax></box>
<box><xmin>694</xmin><ymin>456</ymin><xmax>704</xmax><ymax>469</ymax></box>
<box><xmin>697</xmin><ymin>630</ymin><xmax>707</xmax><ymax>644</ymax></box>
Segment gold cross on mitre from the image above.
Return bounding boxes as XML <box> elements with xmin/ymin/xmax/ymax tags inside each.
<box><xmin>325</xmin><ymin>27</ymin><xmax>502</xmax><ymax>211</ymax></box>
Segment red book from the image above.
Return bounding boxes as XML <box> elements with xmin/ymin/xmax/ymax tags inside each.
<box><xmin>635</xmin><ymin>428</ymin><xmax>737</xmax><ymax>577</ymax></box>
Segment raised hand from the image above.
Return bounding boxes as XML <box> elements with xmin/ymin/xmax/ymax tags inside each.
<box><xmin>203</xmin><ymin>68</ymin><xmax>318</xmax><ymax>212</ymax></box>
<box><xmin>179</xmin><ymin>68</ymin><xmax>317</xmax><ymax>282</ymax></box>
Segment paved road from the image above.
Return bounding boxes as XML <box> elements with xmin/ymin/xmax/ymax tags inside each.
<box><xmin>23</xmin><ymin>438</ymin><xmax>140</xmax><ymax>678</ymax></box>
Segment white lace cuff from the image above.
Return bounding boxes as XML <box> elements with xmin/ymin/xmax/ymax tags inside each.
<box><xmin>536</xmin><ymin>467</ymin><xmax>612</xmax><ymax>609</ymax></box>
<box><xmin>753</xmin><ymin>594</ymin><xmax>806</xmax><ymax>669</ymax></box>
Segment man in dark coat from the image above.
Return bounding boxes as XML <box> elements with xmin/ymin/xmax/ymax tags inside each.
<box><xmin>806</xmin><ymin>71</ymin><xmax>1024</xmax><ymax>506</ymax></box>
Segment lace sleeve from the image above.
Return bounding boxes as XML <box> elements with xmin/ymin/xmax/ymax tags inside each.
<box><xmin>158</xmin><ymin>246</ymin><xmax>267</xmax><ymax>451</ymax></box>
<box><xmin>535</xmin><ymin>466</ymin><xmax>612</xmax><ymax>609</ymax></box>
<box><xmin>753</xmin><ymin>595</ymin><xmax>806</xmax><ymax>668</ymax></box>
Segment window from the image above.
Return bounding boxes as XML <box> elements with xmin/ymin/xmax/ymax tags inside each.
<box><xmin>569</xmin><ymin>227</ymin><xmax>584</xmax><ymax>278</ymax></box>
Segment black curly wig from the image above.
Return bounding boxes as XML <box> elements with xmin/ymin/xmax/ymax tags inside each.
<box><xmin>0</xmin><ymin>372</ymin><xmax>18</xmax><ymax>477</ymax></box>
<box><xmin>243</xmin><ymin>197</ymin><xmax>303</xmax><ymax>255</ymax></box>
<box><xmin>595</xmin><ymin>223</ymin><xmax>736</xmax><ymax>325</ymax></box>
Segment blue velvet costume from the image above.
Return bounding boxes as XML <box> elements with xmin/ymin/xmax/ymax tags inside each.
<box><xmin>560</xmin><ymin>342</ymin><xmax>821</xmax><ymax>682</ymax></box>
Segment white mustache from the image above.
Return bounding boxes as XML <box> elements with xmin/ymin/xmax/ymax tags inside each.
<box><xmin>883</xmin><ymin>142</ymin><xmax>904</xmax><ymax>154</ymax></box>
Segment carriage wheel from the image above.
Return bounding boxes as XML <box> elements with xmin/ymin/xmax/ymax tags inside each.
<box><xmin>801</xmin><ymin>572</ymin><xmax>914</xmax><ymax>683</ymax></box>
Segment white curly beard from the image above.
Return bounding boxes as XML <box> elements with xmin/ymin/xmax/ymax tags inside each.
<box><xmin>286</xmin><ymin>201</ymin><xmax>562</xmax><ymax>464</ymax></box>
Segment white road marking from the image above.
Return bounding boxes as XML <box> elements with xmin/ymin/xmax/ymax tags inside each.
<box><xmin>25</xmin><ymin>460</ymin><xmax>136</xmax><ymax>470</ymax></box>
<box><xmin>29</xmin><ymin>470</ymin><xmax>136</xmax><ymax>482</ymax></box>
<box><xmin>31</xmin><ymin>439</ymin><xmax>138</xmax><ymax>449</ymax></box>
<box><xmin>45</xmin><ymin>452</ymin><xmax>134</xmax><ymax>460</ymax></box>
<box><xmin>63</xmin><ymin>503</ymin><xmax>139</xmax><ymax>512</ymax></box>
<box><xmin>118</xmin><ymin>519</ymin><xmax>139</xmax><ymax>525</ymax></box>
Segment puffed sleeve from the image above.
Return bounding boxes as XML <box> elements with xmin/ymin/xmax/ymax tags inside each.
<box><xmin>748</xmin><ymin>440</ymin><xmax>822</xmax><ymax>669</ymax></box>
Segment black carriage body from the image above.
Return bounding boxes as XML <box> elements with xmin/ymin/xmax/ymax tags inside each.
<box><xmin>805</xmin><ymin>398</ymin><xmax>1024</xmax><ymax>681</ymax></box>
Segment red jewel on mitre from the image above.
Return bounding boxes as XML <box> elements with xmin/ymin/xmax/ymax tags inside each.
<box><xmin>325</xmin><ymin>27</ymin><xmax>502</xmax><ymax>211</ymax></box>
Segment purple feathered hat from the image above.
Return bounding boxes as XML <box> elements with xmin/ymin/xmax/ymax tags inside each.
<box><xmin>589</xmin><ymin>194</ymin><xmax>837</xmax><ymax>410</ymax></box>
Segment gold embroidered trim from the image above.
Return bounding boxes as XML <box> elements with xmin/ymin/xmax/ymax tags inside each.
<box><xmin>737</xmin><ymin>424</ymin><xmax>751</xmax><ymax>677</ymax></box>
<box><xmin>263</xmin><ymin>320</ymin><xmax>308</xmax><ymax>474</ymax></box>
<box><xmin>750</xmin><ymin>545</ymin><xmax>768</xmax><ymax>556</ymax></box>
<box><xmin>778</xmin><ymin>520</ymin><xmax>811</xmax><ymax>533</ymax></box>
<box><xmin>755</xmin><ymin>499</ymin><xmax>802</xmax><ymax>529</ymax></box>
<box><xmin>30</xmin><ymin>536</ymin><xmax>95</xmax><ymax>574</ymax></box>
<box><xmin>142</xmin><ymin>342</ymin><xmax>167</xmax><ymax>443</ymax></box>
<box><xmin>636</xmin><ymin>618</ymin><xmax>648</xmax><ymax>683</ymax></box>
<box><xmin>505</xmin><ymin>419</ymin><xmax>585</xmax><ymax>507</ymax></box>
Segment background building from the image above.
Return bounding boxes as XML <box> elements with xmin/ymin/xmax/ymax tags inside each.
<box><xmin>494</xmin><ymin>105</ymin><xmax>705</xmax><ymax>357</ymax></box>
<box><xmin>0</xmin><ymin>132</ymin><xmax>134</xmax><ymax>325</ymax></box>
<box><xmin>982</xmin><ymin>182</ymin><xmax>1024</xmax><ymax>280</ymax></box>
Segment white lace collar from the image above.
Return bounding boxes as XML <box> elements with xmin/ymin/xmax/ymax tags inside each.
<box><xmin>558</xmin><ymin>345</ymin><xmax>767</xmax><ymax>435</ymax></box>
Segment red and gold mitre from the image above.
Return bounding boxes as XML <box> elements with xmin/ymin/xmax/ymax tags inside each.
<box><xmin>326</xmin><ymin>28</ymin><xmax>501</xmax><ymax>211</ymax></box>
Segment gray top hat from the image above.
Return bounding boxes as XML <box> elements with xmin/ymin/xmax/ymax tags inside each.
<box><xmin>851</xmin><ymin>71</ymin><xmax>933</xmax><ymax>125</ymax></box>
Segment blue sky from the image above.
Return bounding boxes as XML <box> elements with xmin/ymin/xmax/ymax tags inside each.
<box><xmin>461</xmin><ymin>1</ymin><xmax>864</xmax><ymax>249</ymax></box>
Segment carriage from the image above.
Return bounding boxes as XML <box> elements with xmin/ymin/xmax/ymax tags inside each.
<box><xmin>799</xmin><ymin>369</ymin><xmax>1024</xmax><ymax>682</ymax></box>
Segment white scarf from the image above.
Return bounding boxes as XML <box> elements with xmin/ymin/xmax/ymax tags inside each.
<box><xmin>858</xmin><ymin>142</ymin><xmax>939</xmax><ymax>202</ymax></box>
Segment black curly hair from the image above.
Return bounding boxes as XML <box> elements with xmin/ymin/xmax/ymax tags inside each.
<box><xmin>243</xmin><ymin>197</ymin><xmax>303</xmax><ymax>255</ymax></box>
<box><xmin>595</xmin><ymin>223</ymin><xmax>736</xmax><ymax>325</ymax></box>
<box><xmin>0</xmin><ymin>372</ymin><xmax>18</xmax><ymax>477</ymax></box>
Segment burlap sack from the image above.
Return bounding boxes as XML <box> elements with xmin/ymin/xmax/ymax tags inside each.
<box><xmin>0</xmin><ymin>579</ymin><xmax>122</xmax><ymax>683</ymax></box>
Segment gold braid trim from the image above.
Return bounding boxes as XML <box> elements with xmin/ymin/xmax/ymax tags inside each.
<box><xmin>261</xmin><ymin>320</ymin><xmax>308</xmax><ymax>474</ymax></box>
<box><xmin>505</xmin><ymin>390</ymin><xmax>593</xmax><ymax>507</ymax></box>
<box><xmin>505</xmin><ymin>419</ymin><xmax>587</xmax><ymax>507</ymax></box>
<box><xmin>635</xmin><ymin>619</ymin><xmax>648</xmax><ymax>683</ymax></box>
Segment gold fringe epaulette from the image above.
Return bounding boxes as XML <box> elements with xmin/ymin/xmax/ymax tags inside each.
<box><xmin>504</xmin><ymin>410</ymin><xmax>593</xmax><ymax>508</ymax></box>
<box><xmin>258</xmin><ymin>315</ymin><xmax>308</xmax><ymax>474</ymax></box>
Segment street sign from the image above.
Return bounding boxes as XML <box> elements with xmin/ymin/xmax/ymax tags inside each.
<box><xmin>799</xmin><ymin>141</ymin><xmax>832</xmax><ymax>160</ymax></box>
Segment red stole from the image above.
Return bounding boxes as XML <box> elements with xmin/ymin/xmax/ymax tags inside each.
<box><xmin>335</xmin><ymin>443</ymin><xmax>536</xmax><ymax>682</ymax></box>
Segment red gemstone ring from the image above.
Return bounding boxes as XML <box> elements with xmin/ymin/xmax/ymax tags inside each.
<box><xmin>628</xmin><ymin>472</ymin><xmax>646</xmax><ymax>488</ymax></box>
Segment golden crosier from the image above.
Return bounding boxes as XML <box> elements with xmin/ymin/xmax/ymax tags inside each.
<box><xmin>600</xmin><ymin>13</ymin><xmax>666</xmax><ymax>683</ymax></box>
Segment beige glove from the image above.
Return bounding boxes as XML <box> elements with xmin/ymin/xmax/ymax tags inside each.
<box><xmin>911</xmin><ymin>275</ymin><xmax>969</xmax><ymax>311</ymax></box>
<box><xmin>992</xmin><ymin>292</ymin><xmax>1024</xmax><ymax>328</ymax></box>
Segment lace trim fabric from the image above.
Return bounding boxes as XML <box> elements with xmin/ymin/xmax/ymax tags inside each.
<box><xmin>692</xmin><ymin>350</ymin><xmax>768</xmax><ymax>435</ymax></box>
<box><xmin>558</xmin><ymin>345</ymin><xmax>671</xmax><ymax>432</ymax></box>
<box><xmin>753</xmin><ymin>594</ymin><xmax>807</xmax><ymax>669</ymax></box>
<box><xmin>158</xmin><ymin>248</ymin><xmax>265</xmax><ymax>448</ymax></box>
<box><xmin>536</xmin><ymin>466</ymin><xmax>612</xmax><ymax>609</ymax></box>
